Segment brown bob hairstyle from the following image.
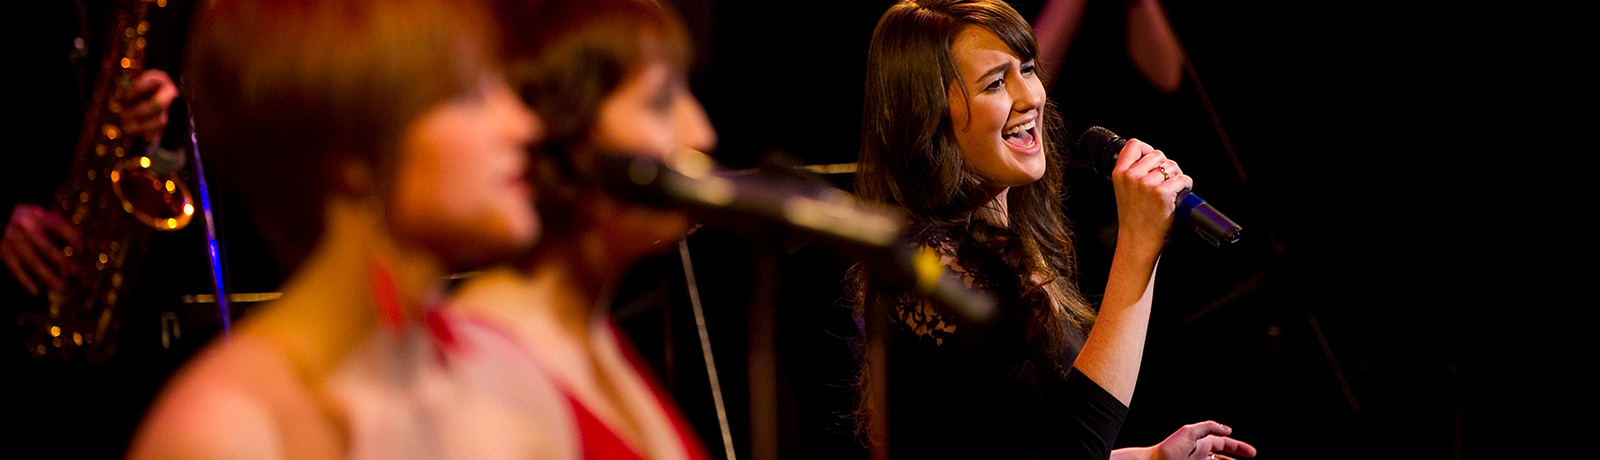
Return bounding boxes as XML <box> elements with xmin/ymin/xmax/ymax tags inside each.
<box><xmin>185</xmin><ymin>0</ymin><xmax>501</xmax><ymax>272</ymax></box>
<box><xmin>495</xmin><ymin>0</ymin><xmax>692</xmax><ymax>246</ymax></box>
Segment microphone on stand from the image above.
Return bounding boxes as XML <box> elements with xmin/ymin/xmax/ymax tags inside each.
<box><xmin>587</xmin><ymin>148</ymin><xmax>997</xmax><ymax>324</ymax></box>
<box><xmin>1076</xmin><ymin>126</ymin><xmax>1242</xmax><ymax>247</ymax></box>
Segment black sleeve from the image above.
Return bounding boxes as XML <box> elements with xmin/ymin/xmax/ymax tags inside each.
<box><xmin>872</xmin><ymin>224</ymin><xmax>1130</xmax><ymax>459</ymax></box>
<box><xmin>1041</xmin><ymin>366</ymin><xmax>1130</xmax><ymax>460</ymax></box>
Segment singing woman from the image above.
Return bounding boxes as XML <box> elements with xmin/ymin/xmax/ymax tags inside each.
<box><xmin>852</xmin><ymin>1</ymin><xmax>1257</xmax><ymax>459</ymax></box>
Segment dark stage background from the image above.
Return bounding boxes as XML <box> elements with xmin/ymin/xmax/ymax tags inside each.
<box><xmin>9</xmin><ymin>0</ymin><xmax>1550</xmax><ymax>458</ymax></box>
<box><xmin>615</xmin><ymin>1</ymin><xmax>1542</xmax><ymax>459</ymax></box>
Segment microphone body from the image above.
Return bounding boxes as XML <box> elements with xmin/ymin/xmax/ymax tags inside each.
<box><xmin>1077</xmin><ymin>126</ymin><xmax>1242</xmax><ymax>246</ymax></box>
<box><xmin>589</xmin><ymin>151</ymin><xmax>997</xmax><ymax>323</ymax></box>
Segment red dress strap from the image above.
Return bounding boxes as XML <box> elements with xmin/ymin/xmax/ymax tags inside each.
<box><xmin>568</xmin><ymin>394</ymin><xmax>647</xmax><ymax>460</ymax></box>
<box><xmin>606</xmin><ymin>323</ymin><xmax>715</xmax><ymax>460</ymax></box>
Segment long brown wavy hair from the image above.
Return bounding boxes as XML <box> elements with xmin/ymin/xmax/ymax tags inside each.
<box><xmin>851</xmin><ymin>0</ymin><xmax>1097</xmax><ymax>445</ymax></box>
<box><xmin>856</xmin><ymin>0</ymin><xmax>1095</xmax><ymax>352</ymax></box>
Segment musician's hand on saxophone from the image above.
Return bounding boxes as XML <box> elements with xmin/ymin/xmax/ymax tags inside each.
<box><xmin>3</xmin><ymin>203</ymin><xmax>84</xmax><ymax>296</ymax></box>
<box><xmin>118</xmin><ymin>69</ymin><xmax>177</xmax><ymax>143</ymax></box>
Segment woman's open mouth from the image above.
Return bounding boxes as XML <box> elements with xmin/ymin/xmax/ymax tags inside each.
<box><xmin>1002</xmin><ymin>119</ymin><xmax>1037</xmax><ymax>151</ymax></box>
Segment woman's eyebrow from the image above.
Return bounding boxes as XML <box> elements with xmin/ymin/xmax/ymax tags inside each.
<box><xmin>973</xmin><ymin>61</ymin><xmax>1011</xmax><ymax>85</ymax></box>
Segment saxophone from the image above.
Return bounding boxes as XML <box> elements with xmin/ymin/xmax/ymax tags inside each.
<box><xmin>21</xmin><ymin>0</ymin><xmax>195</xmax><ymax>363</ymax></box>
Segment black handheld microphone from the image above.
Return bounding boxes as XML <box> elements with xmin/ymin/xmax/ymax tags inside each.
<box><xmin>588</xmin><ymin>149</ymin><xmax>998</xmax><ymax>324</ymax></box>
<box><xmin>1077</xmin><ymin>126</ymin><xmax>1242</xmax><ymax>247</ymax></box>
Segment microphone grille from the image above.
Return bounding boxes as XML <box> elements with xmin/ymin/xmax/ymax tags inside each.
<box><xmin>1076</xmin><ymin>126</ymin><xmax>1125</xmax><ymax>176</ymax></box>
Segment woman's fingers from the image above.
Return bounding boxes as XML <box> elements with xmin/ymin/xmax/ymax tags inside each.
<box><xmin>1112</xmin><ymin>138</ymin><xmax>1155</xmax><ymax>172</ymax></box>
<box><xmin>1198</xmin><ymin>435</ymin><xmax>1258</xmax><ymax>458</ymax></box>
<box><xmin>1180</xmin><ymin>420</ymin><xmax>1231</xmax><ymax>440</ymax></box>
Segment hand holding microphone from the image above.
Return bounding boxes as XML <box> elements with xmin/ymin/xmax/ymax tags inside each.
<box><xmin>1078</xmin><ymin>127</ymin><xmax>1242</xmax><ymax>247</ymax></box>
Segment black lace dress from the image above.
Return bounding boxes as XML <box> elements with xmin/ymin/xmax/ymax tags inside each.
<box><xmin>865</xmin><ymin>221</ymin><xmax>1128</xmax><ymax>459</ymax></box>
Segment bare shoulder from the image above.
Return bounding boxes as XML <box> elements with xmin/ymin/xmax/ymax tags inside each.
<box><xmin>127</xmin><ymin>334</ymin><xmax>311</xmax><ymax>460</ymax></box>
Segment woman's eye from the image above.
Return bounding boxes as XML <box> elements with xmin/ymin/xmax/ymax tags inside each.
<box><xmin>1021</xmin><ymin>63</ymin><xmax>1037</xmax><ymax>75</ymax></box>
<box><xmin>984</xmin><ymin>78</ymin><xmax>1003</xmax><ymax>92</ymax></box>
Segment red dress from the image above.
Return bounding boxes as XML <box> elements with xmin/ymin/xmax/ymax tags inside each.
<box><xmin>438</xmin><ymin>312</ymin><xmax>713</xmax><ymax>460</ymax></box>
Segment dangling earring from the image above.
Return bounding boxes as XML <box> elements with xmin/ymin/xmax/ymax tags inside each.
<box><xmin>344</xmin><ymin>166</ymin><xmax>408</xmax><ymax>334</ymax></box>
<box><xmin>367</xmin><ymin>254</ymin><xmax>408</xmax><ymax>334</ymax></box>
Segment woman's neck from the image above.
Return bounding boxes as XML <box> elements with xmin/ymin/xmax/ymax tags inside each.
<box><xmin>253</xmin><ymin>197</ymin><xmax>445</xmax><ymax>384</ymax></box>
<box><xmin>521</xmin><ymin>233</ymin><xmax>621</xmax><ymax>341</ymax></box>
<box><xmin>973</xmin><ymin>187</ymin><xmax>1011</xmax><ymax>227</ymax></box>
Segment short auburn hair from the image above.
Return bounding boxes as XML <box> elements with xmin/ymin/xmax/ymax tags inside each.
<box><xmin>185</xmin><ymin>0</ymin><xmax>502</xmax><ymax>272</ymax></box>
